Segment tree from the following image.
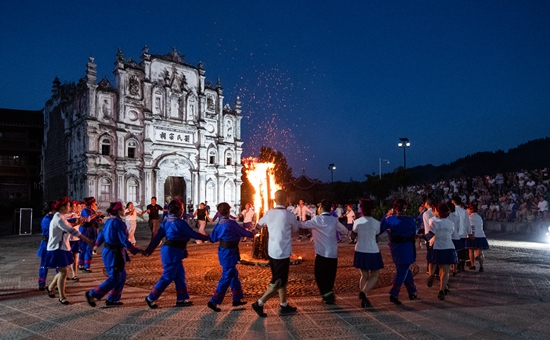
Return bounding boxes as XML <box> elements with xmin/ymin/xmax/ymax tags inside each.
<box><xmin>258</xmin><ymin>146</ymin><xmax>293</xmax><ymax>185</ymax></box>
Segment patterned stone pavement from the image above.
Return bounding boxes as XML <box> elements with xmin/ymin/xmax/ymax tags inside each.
<box><xmin>1</xmin><ymin>222</ymin><xmax>550</xmax><ymax>339</ymax></box>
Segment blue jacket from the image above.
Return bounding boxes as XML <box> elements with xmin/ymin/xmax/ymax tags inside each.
<box><xmin>146</xmin><ymin>214</ymin><xmax>209</xmax><ymax>263</ymax></box>
<box><xmin>80</xmin><ymin>207</ymin><xmax>100</xmax><ymax>239</ymax></box>
<box><xmin>37</xmin><ymin>213</ymin><xmax>54</xmax><ymax>257</ymax></box>
<box><xmin>96</xmin><ymin>216</ymin><xmax>139</xmax><ymax>270</ymax></box>
<box><xmin>210</xmin><ymin>218</ymin><xmax>254</xmax><ymax>267</ymax></box>
<box><xmin>380</xmin><ymin>213</ymin><xmax>416</xmax><ymax>265</ymax></box>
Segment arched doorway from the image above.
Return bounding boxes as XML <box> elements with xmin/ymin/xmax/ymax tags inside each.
<box><xmin>164</xmin><ymin>176</ymin><xmax>186</xmax><ymax>205</ymax></box>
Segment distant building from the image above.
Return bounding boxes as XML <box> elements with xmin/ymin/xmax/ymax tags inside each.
<box><xmin>0</xmin><ymin>108</ymin><xmax>43</xmax><ymax>203</ymax></box>
<box><xmin>42</xmin><ymin>47</ymin><xmax>243</xmax><ymax>210</ymax></box>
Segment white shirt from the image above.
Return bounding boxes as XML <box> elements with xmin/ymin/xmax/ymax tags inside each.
<box><xmin>423</xmin><ymin>208</ymin><xmax>434</xmax><ymax>233</ymax></box>
<box><xmin>448</xmin><ymin>212</ymin><xmax>461</xmax><ymax>240</ymax></box>
<box><xmin>352</xmin><ymin>216</ymin><xmax>380</xmax><ymax>253</ymax></box>
<box><xmin>241</xmin><ymin>208</ymin><xmax>255</xmax><ymax>223</ymax></box>
<box><xmin>294</xmin><ymin>205</ymin><xmax>313</xmax><ymax>221</ymax></box>
<box><xmin>258</xmin><ymin>205</ymin><xmax>300</xmax><ymax>259</ymax></box>
<box><xmin>345</xmin><ymin>210</ymin><xmax>355</xmax><ymax>224</ymax></box>
<box><xmin>469</xmin><ymin>213</ymin><xmax>486</xmax><ymax>237</ymax></box>
<box><xmin>430</xmin><ymin>217</ymin><xmax>455</xmax><ymax>250</ymax></box>
<box><xmin>454</xmin><ymin>205</ymin><xmax>469</xmax><ymax>238</ymax></box>
<box><xmin>47</xmin><ymin>212</ymin><xmax>82</xmax><ymax>251</ymax></box>
<box><xmin>335</xmin><ymin>207</ymin><xmax>344</xmax><ymax>217</ymax></box>
<box><xmin>538</xmin><ymin>200</ymin><xmax>548</xmax><ymax>212</ymax></box>
<box><xmin>301</xmin><ymin>213</ymin><xmax>348</xmax><ymax>258</ymax></box>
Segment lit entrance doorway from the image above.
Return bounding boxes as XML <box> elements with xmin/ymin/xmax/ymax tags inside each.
<box><xmin>164</xmin><ymin>176</ymin><xmax>186</xmax><ymax>206</ymax></box>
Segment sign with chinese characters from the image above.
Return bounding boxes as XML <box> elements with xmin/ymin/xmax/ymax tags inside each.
<box><xmin>154</xmin><ymin>127</ymin><xmax>194</xmax><ymax>145</ymax></box>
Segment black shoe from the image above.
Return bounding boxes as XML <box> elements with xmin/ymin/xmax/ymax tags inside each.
<box><xmin>175</xmin><ymin>300</ymin><xmax>193</xmax><ymax>307</ymax></box>
<box><xmin>145</xmin><ymin>297</ymin><xmax>158</xmax><ymax>309</ymax></box>
<box><xmin>438</xmin><ymin>290</ymin><xmax>445</xmax><ymax>301</ymax></box>
<box><xmin>469</xmin><ymin>266</ymin><xmax>476</xmax><ymax>270</ymax></box>
<box><xmin>279</xmin><ymin>304</ymin><xmax>297</xmax><ymax>315</ymax></box>
<box><xmin>452</xmin><ymin>272</ymin><xmax>458</xmax><ymax>277</ymax></box>
<box><xmin>322</xmin><ymin>297</ymin><xmax>336</xmax><ymax>305</ymax></box>
<box><xmin>232</xmin><ymin>300</ymin><xmax>247</xmax><ymax>307</ymax></box>
<box><xmin>84</xmin><ymin>291</ymin><xmax>96</xmax><ymax>307</ymax></box>
<box><xmin>81</xmin><ymin>268</ymin><xmax>92</xmax><ymax>273</ymax></box>
<box><xmin>207</xmin><ymin>301</ymin><xmax>221</xmax><ymax>312</ymax></box>
<box><xmin>389</xmin><ymin>295</ymin><xmax>402</xmax><ymax>305</ymax></box>
<box><xmin>59</xmin><ymin>298</ymin><xmax>69</xmax><ymax>305</ymax></box>
<box><xmin>70</xmin><ymin>277</ymin><xmax>79</xmax><ymax>282</ymax></box>
<box><xmin>444</xmin><ymin>288</ymin><xmax>450</xmax><ymax>295</ymax></box>
<box><xmin>359</xmin><ymin>291</ymin><xmax>371</xmax><ymax>307</ymax></box>
<box><xmin>252</xmin><ymin>302</ymin><xmax>267</xmax><ymax>317</ymax></box>
<box><xmin>409</xmin><ymin>294</ymin><xmax>418</xmax><ymax>300</ymax></box>
<box><xmin>39</xmin><ymin>286</ymin><xmax>46</xmax><ymax>291</ymax></box>
<box><xmin>427</xmin><ymin>276</ymin><xmax>434</xmax><ymax>287</ymax></box>
<box><xmin>479</xmin><ymin>266</ymin><xmax>484</xmax><ymax>272</ymax></box>
<box><xmin>46</xmin><ymin>286</ymin><xmax>56</xmax><ymax>298</ymax></box>
<box><xmin>105</xmin><ymin>300</ymin><xmax>123</xmax><ymax>306</ymax></box>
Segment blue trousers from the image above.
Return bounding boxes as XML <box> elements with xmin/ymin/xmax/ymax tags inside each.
<box><xmin>79</xmin><ymin>245</ymin><xmax>93</xmax><ymax>269</ymax></box>
<box><xmin>38</xmin><ymin>255</ymin><xmax>48</xmax><ymax>287</ymax></box>
<box><xmin>89</xmin><ymin>267</ymin><xmax>127</xmax><ymax>302</ymax></box>
<box><xmin>390</xmin><ymin>264</ymin><xmax>417</xmax><ymax>298</ymax></box>
<box><xmin>148</xmin><ymin>260</ymin><xmax>189</xmax><ymax>302</ymax></box>
<box><xmin>209</xmin><ymin>265</ymin><xmax>243</xmax><ymax>305</ymax></box>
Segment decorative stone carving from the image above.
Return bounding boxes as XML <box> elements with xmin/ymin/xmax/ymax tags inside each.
<box><xmin>129</xmin><ymin>75</ymin><xmax>140</xmax><ymax>96</ymax></box>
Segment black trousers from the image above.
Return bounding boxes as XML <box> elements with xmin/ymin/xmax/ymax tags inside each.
<box><xmin>314</xmin><ymin>254</ymin><xmax>338</xmax><ymax>297</ymax></box>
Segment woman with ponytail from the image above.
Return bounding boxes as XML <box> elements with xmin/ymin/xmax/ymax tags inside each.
<box><xmin>45</xmin><ymin>197</ymin><xmax>93</xmax><ymax>305</ymax></box>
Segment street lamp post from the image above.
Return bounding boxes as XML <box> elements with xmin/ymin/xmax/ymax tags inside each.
<box><xmin>379</xmin><ymin>158</ymin><xmax>389</xmax><ymax>179</ymax></box>
<box><xmin>397</xmin><ymin>137</ymin><xmax>410</xmax><ymax>169</ymax></box>
<box><xmin>328</xmin><ymin>164</ymin><xmax>336</xmax><ymax>183</ymax></box>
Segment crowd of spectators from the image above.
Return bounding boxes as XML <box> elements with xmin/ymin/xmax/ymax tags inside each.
<box><xmin>405</xmin><ymin>168</ymin><xmax>550</xmax><ymax>225</ymax></box>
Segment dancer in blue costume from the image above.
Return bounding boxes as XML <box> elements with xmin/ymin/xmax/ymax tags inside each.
<box><xmin>144</xmin><ymin>199</ymin><xmax>210</xmax><ymax>309</ymax></box>
<box><xmin>380</xmin><ymin>199</ymin><xmax>418</xmax><ymax>305</ymax></box>
<box><xmin>37</xmin><ymin>201</ymin><xmax>55</xmax><ymax>290</ymax></box>
<box><xmin>207</xmin><ymin>202</ymin><xmax>254</xmax><ymax>312</ymax></box>
<box><xmin>78</xmin><ymin>197</ymin><xmax>103</xmax><ymax>272</ymax></box>
<box><xmin>85</xmin><ymin>202</ymin><xmax>143</xmax><ymax>307</ymax></box>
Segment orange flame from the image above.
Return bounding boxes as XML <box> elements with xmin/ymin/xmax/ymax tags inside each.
<box><xmin>243</xmin><ymin>157</ymin><xmax>281</xmax><ymax>222</ymax></box>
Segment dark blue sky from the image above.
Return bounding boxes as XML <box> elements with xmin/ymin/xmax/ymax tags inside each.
<box><xmin>1</xmin><ymin>1</ymin><xmax>549</xmax><ymax>182</ymax></box>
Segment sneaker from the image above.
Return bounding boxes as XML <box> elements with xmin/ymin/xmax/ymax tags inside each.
<box><xmin>252</xmin><ymin>302</ymin><xmax>267</xmax><ymax>317</ymax></box>
<box><xmin>145</xmin><ymin>296</ymin><xmax>158</xmax><ymax>309</ymax></box>
<box><xmin>207</xmin><ymin>301</ymin><xmax>221</xmax><ymax>312</ymax></box>
<box><xmin>105</xmin><ymin>300</ymin><xmax>123</xmax><ymax>306</ymax></box>
<box><xmin>84</xmin><ymin>291</ymin><xmax>96</xmax><ymax>307</ymax></box>
<box><xmin>176</xmin><ymin>300</ymin><xmax>193</xmax><ymax>307</ymax></box>
<box><xmin>279</xmin><ymin>304</ymin><xmax>297</xmax><ymax>315</ymax></box>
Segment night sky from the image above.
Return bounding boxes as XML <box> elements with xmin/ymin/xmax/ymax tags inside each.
<box><xmin>1</xmin><ymin>1</ymin><xmax>549</xmax><ymax>182</ymax></box>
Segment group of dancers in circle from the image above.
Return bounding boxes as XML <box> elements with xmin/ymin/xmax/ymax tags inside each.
<box><xmin>36</xmin><ymin>192</ymin><xmax>489</xmax><ymax>312</ymax></box>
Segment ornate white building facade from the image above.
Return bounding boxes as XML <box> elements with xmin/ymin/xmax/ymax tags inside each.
<box><xmin>42</xmin><ymin>47</ymin><xmax>243</xmax><ymax>210</ymax></box>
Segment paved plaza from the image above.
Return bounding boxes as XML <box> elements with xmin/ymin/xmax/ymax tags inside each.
<box><xmin>1</xmin><ymin>221</ymin><xmax>550</xmax><ymax>339</ymax></box>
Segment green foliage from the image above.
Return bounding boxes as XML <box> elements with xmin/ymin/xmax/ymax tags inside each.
<box><xmin>390</xmin><ymin>188</ymin><xmax>424</xmax><ymax>217</ymax></box>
